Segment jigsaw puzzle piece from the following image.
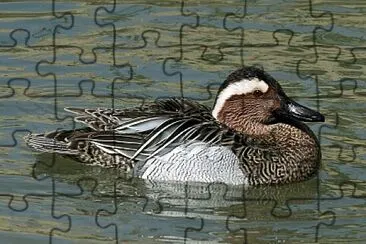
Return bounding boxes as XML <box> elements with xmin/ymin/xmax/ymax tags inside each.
<box><xmin>31</xmin><ymin>152</ymin><xmax>130</xmax><ymax>196</ymax></box>
<box><xmin>316</xmin><ymin>112</ymin><xmax>359</xmax><ymax>197</ymax></box>
<box><xmin>219</xmin><ymin>30</ymin><xmax>318</xmax><ymax>72</ymax></box>
<box><xmin>96</xmin><ymin>1</ymin><xmax>192</xmax><ymax>99</ymax></box>
<box><xmin>97</xmin><ymin>1</ymin><xmax>196</xmax><ymax>56</ymax></box>
<box><xmin>0</xmin><ymin>30</ymin><xmax>60</xmax><ymax>97</ymax></box>
<box><xmin>314</xmin><ymin>181</ymin><xmax>366</xmax><ymax>242</ymax></box>
<box><xmin>227</xmin><ymin>199</ymin><xmax>276</xmax><ymax>243</ymax></box>
<box><xmin>162</xmin><ymin>1</ymin><xmax>240</xmax><ymax>94</ymax></box>
<box><xmin>334</xmin><ymin>78</ymin><xmax>366</xmax><ymax>97</ymax></box>
<box><xmin>45</xmin><ymin>66</ymin><xmax>153</xmax><ymax>120</ymax></box>
<box><xmin>112</xmin><ymin>48</ymin><xmax>185</xmax><ymax>101</ymax></box>
<box><xmin>0</xmin><ymin>166</ymin><xmax>53</xmax><ymax>213</ymax></box>
<box><xmin>35</xmin><ymin>38</ymin><xmax>123</xmax><ymax>98</ymax></box>
<box><xmin>339</xmin><ymin>47</ymin><xmax>366</xmax><ymax>94</ymax></box>
<box><xmin>0</xmin><ymin>80</ymin><xmax>75</xmax><ymax>145</ymax></box>
<box><xmin>296</xmin><ymin>45</ymin><xmax>357</xmax><ymax>84</ymax></box>
<box><xmin>32</xmin><ymin>156</ymin><xmax>160</xmax><ymax>242</ymax></box>
<box><xmin>0</xmin><ymin>190</ymin><xmax>70</xmax><ymax>243</ymax></box>
<box><xmin>29</xmin><ymin>152</ymin><xmax>135</xmax><ymax>241</ymax></box>
<box><xmin>41</xmin><ymin>3</ymin><xmax>184</xmax><ymax>116</ymax></box>
<box><xmin>33</xmin><ymin>1</ymin><xmax>134</xmax><ymax>119</ymax></box>
<box><xmin>349</xmin><ymin>47</ymin><xmax>366</xmax><ymax>69</ymax></box>
<box><xmin>47</xmin><ymin>72</ymin><xmax>139</xmax><ymax>121</ymax></box>
<box><xmin>0</xmin><ymin>1</ymin><xmax>72</xmax><ymax>46</ymax></box>
<box><xmin>319</xmin><ymin>111</ymin><xmax>365</xmax><ymax>184</ymax></box>
<box><xmin>223</xmin><ymin>0</ymin><xmax>334</xmax><ymax>48</ymax></box>
<box><xmin>163</xmin><ymin>57</ymin><xmax>230</xmax><ymax>101</ymax></box>
<box><xmin>49</xmin><ymin>177</ymin><xmax>119</xmax><ymax>242</ymax></box>
<box><xmin>0</xmin><ymin>124</ymin><xmax>75</xmax><ymax>214</ymax></box>
<box><xmin>95</xmin><ymin>178</ymin><xmax>185</xmax><ymax>243</ymax></box>
<box><xmin>223</xmin><ymin>0</ymin><xmax>282</xmax><ymax>45</ymax></box>
<box><xmin>177</xmin><ymin>1</ymin><xmax>226</xmax><ymax>62</ymax></box>
<box><xmin>35</xmin><ymin>41</ymin><xmax>142</xmax><ymax>119</ymax></box>
<box><xmin>0</xmin><ymin>30</ymin><xmax>70</xmax><ymax>142</ymax></box>
<box><xmin>0</xmin><ymin>84</ymin><xmax>36</xmax><ymax>146</ymax></box>
<box><xmin>227</xmin><ymin>179</ymin><xmax>330</xmax><ymax>243</ymax></box>
<box><xmin>0</xmin><ymin>98</ymin><xmax>75</xmax><ymax>211</ymax></box>
<box><xmin>164</xmin><ymin>1</ymin><xmax>318</xmax><ymax>101</ymax></box>
<box><xmin>146</xmin><ymin>182</ymin><xmax>246</xmax><ymax>242</ymax></box>
<box><xmin>0</xmin><ymin>104</ymin><xmax>75</xmax><ymax>233</ymax></box>
<box><xmin>276</xmin><ymin>198</ymin><xmax>336</xmax><ymax>243</ymax></box>
<box><xmin>177</xmin><ymin>0</ymin><xmax>335</xmax><ymax>71</ymax></box>
<box><xmin>51</xmin><ymin>0</ymin><xmax>115</xmax><ymax>63</ymax></box>
<box><xmin>0</xmin><ymin>151</ymin><xmax>72</xmax><ymax>243</ymax></box>
<box><xmin>295</xmin><ymin>43</ymin><xmax>365</xmax><ymax>193</ymax></box>
<box><xmin>96</xmin><ymin>0</ymin><xmax>191</xmax><ymax>102</ymax></box>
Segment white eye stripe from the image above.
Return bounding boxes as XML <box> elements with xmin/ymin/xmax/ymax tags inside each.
<box><xmin>212</xmin><ymin>78</ymin><xmax>269</xmax><ymax>119</ymax></box>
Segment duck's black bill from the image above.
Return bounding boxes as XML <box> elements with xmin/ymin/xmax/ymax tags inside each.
<box><xmin>276</xmin><ymin>96</ymin><xmax>325</xmax><ymax>122</ymax></box>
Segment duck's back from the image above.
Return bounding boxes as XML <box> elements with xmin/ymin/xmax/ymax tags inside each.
<box><xmin>24</xmin><ymin>98</ymin><xmax>228</xmax><ymax>165</ymax></box>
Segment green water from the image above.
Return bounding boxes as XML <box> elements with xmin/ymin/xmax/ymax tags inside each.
<box><xmin>0</xmin><ymin>0</ymin><xmax>365</xmax><ymax>243</ymax></box>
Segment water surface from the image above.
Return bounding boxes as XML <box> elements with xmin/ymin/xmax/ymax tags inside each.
<box><xmin>0</xmin><ymin>0</ymin><xmax>366</xmax><ymax>243</ymax></box>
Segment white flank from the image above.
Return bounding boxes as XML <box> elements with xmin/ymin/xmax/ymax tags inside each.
<box><xmin>212</xmin><ymin>78</ymin><xmax>269</xmax><ymax>119</ymax></box>
<box><xmin>138</xmin><ymin>141</ymin><xmax>248</xmax><ymax>185</ymax></box>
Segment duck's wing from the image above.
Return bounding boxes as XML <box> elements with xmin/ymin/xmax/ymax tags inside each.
<box><xmin>64</xmin><ymin>107</ymin><xmax>166</xmax><ymax>132</ymax></box>
<box><xmin>26</xmin><ymin>98</ymin><xmax>215</xmax><ymax>160</ymax></box>
<box><xmin>74</xmin><ymin>116</ymin><xmax>223</xmax><ymax>162</ymax></box>
<box><xmin>65</xmin><ymin>98</ymin><xmax>211</xmax><ymax>132</ymax></box>
<box><xmin>26</xmin><ymin>98</ymin><xmax>211</xmax><ymax>157</ymax></box>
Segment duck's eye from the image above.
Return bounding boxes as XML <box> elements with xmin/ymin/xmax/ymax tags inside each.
<box><xmin>253</xmin><ymin>90</ymin><xmax>263</xmax><ymax>97</ymax></box>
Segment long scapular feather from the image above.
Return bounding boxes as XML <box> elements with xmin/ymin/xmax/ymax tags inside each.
<box><xmin>114</xmin><ymin>116</ymin><xmax>168</xmax><ymax>133</ymax></box>
<box><xmin>24</xmin><ymin>134</ymin><xmax>79</xmax><ymax>155</ymax></box>
<box><xmin>130</xmin><ymin>119</ymin><xmax>184</xmax><ymax>160</ymax></box>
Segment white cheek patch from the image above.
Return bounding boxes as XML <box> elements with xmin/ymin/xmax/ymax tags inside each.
<box><xmin>212</xmin><ymin>78</ymin><xmax>269</xmax><ymax>119</ymax></box>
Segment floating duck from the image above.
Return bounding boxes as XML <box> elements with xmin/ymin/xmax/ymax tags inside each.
<box><xmin>25</xmin><ymin>66</ymin><xmax>325</xmax><ymax>185</ymax></box>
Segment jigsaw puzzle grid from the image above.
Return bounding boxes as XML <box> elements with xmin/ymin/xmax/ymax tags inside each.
<box><xmin>0</xmin><ymin>0</ymin><xmax>365</xmax><ymax>243</ymax></box>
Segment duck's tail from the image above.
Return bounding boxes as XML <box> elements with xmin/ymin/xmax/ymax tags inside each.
<box><xmin>24</xmin><ymin>130</ymin><xmax>79</xmax><ymax>155</ymax></box>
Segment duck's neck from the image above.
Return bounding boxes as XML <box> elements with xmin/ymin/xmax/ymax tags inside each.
<box><xmin>224</xmin><ymin>119</ymin><xmax>321</xmax><ymax>185</ymax></box>
<box><xmin>268</xmin><ymin>123</ymin><xmax>320</xmax><ymax>182</ymax></box>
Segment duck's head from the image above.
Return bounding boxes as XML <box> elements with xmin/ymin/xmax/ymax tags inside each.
<box><xmin>212</xmin><ymin>66</ymin><xmax>325</xmax><ymax>135</ymax></box>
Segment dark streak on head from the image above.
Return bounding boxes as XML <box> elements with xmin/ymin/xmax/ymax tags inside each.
<box><xmin>214</xmin><ymin>66</ymin><xmax>283</xmax><ymax>106</ymax></box>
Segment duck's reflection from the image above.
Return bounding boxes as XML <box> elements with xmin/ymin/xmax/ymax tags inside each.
<box><xmin>32</xmin><ymin>153</ymin><xmax>322</xmax><ymax>243</ymax></box>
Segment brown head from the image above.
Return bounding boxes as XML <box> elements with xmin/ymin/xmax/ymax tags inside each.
<box><xmin>212</xmin><ymin>67</ymin><xmax>325</xmax><ymax>136</ymax></box>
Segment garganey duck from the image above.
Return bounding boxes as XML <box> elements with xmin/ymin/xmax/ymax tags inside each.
<box><xmin>25</xmin><ymin>66</ymin><xmax>325</xmax><ymax>185</ymax></box>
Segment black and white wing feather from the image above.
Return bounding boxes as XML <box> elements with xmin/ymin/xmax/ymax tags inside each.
<box><xmin>25</xmin><ymin>98</ymin><xmax>222</xmax><ymax>167</ymax></box>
